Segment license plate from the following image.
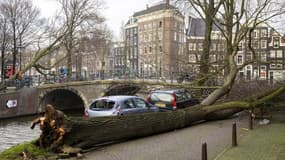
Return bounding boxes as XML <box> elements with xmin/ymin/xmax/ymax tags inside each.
<box><xmin>156</xmin><ymin>103</ymin><xmax>166</xmax><ymax>107</ymax></box>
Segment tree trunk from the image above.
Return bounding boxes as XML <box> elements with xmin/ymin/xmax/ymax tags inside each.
<box><xmin>31</xmin><ymin>83</ymin><xmax>285</xmax><ymax>154</ymax></box>
<box><xmin>201</xmin><ymin>66</ymin><xmax>238</xmax><ymax>105</ymax></box>
<box><xmin>198</xmin><ymin>0</ymin><xmax>215</xmax><ymax>86</ymax></box>
<box><xmin>30</xmin><ymin>103</ymin><xmax>243</xmax><ymax>152</ymax></box>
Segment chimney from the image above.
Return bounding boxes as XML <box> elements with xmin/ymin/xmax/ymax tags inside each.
<box><xmin>146</xmin><ymin>4</ymin><xmax>149</xmax><ymax>9</ymax></box>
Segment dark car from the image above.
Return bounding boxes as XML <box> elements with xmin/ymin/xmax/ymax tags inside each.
<box><xmin>146</xmin><ymin>89</ymin><xmax>199</xmax><ymax>110</ymax></box>
<box><xmin>85</xmin><ymin>95</ymin><xmax>159</xmax><ymax>117</ymax></box>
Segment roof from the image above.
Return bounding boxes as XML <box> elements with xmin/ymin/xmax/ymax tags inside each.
<box><xmin>133</xmin><ymin>3</ymin><xmax>178</xmax><ymax>17</ymax></box>
<box><xmin>97</xmin><ymin>95</ymin><xmax>138</xmax><ymax>101</ymax></box>
<box><xmin>151</xmin><ymin>89</ymin><xmax>185</xmax><ymax>94</ymax></box>
<box><xmin>187</xmin><ymin>17</ymin><xmax>220</xmax><ymax>37</ymax></box>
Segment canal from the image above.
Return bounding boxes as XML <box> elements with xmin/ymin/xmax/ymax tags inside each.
<box><xmin>0</xmin><ymin>116</ymin><xmax>40</xmax><ymax>153</ymax></box>
<box><xmin>0</xmin><ymin>110</ymin><xmax>84</xmax><ymax>153</ymax></box>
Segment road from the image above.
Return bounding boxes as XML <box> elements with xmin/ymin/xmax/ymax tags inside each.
<box><xmin>81</xmin><ymin>113</ymin><xmax>249</xmax><ymax>160</ymax></box>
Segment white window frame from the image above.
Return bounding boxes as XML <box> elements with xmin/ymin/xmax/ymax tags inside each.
<box><xmin>261</xmin><ymin>40</ymin><xmax>267</xmax><ymax>49</ymax></box>
<box><xmin>189</xmin><ymin>43</ymin><xmax>196</xmax><ymax>51</ymax></box>
<box><xmin>276</xmin><ymin>50</ymin><xmax>283</xmax><ymax>58</ymax></box>
<box><xmin>237</xmin><ymin>55</ymin><xmax>243</xmax><ymax>65</ymax></box>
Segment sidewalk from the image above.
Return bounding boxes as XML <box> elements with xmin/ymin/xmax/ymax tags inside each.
<box><xmin>80</xmin><ymin>114</ymin><xmax>249</xmax><ymax>160</ymax></box>
<box><xmin>215</xmin><ymin>111</ymin><xmax>285</xmax><ymax>160</ymax></box>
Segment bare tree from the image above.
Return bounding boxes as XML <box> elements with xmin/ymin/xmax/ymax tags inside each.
<box><xmin>0</xmin><ymin>0</ymin><xmax>40</xmax><ymax>75</ymax></box>
<box><xmin>176</xmin><ymin>0</ymin><xmax>285</xmax><ymax>105</ymax></box>
<box><xmin>0</xmin><ymin>15</ymin><xmax>10</xmax><ymax>83</ymax></box>
<box><xmin>57</xmin><ymin>0</ymin><xmax>105</xmax><ymax>81</ymax></box>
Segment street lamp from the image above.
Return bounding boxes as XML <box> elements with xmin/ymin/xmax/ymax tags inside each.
<box><xmin>17</xmin><ymin>45</ymin><xmax>25</xmax><ymax>71</ymax></box>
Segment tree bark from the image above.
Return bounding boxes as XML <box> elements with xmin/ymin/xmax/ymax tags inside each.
<box><xmin>29</xmin><ymin>102</ymin><xmax>253</xmax><ymax>152</ymax></box>
<box><xmin>31</xmin><ymin>83</ymin><xmax>285</xmax><ymax>154</ymax></box>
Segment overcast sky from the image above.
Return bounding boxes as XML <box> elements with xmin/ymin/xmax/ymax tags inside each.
<box><xmin>33</xmin><ymin>0</ymin><xmax>161</xmax><ymax>39</ymax></box>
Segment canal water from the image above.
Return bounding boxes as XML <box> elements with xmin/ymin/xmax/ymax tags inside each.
<box><xmin>0</xmin><ymin>115</ymin><xmax>41</xmax><ymax>153</ymax></box>
<box><xmin>0</xmin><ymin>110</ymin><xmax>84</xmax><ymax>153</ymax></box>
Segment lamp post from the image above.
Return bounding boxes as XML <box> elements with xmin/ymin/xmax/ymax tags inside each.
<box><xmin>17</xmin><ymin>45</ymin><xmax>25</xmax><ymax>71</ymax></box>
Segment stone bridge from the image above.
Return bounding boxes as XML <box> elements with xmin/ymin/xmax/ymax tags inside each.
<box><xmin>0</xmin><ymin>80</ymin><xmax>216</xmax><ymax>119</ymax></box>
<box><xmin>37</xmin><ymin>80</ymin><xmax>197</xmax><ymax>112</ymax></box>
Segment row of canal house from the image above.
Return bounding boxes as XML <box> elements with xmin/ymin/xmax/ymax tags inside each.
<box><xmin>186</xmin><ymin>18</ymin><xmax>285</xmax><ymax>83</ymax></box>
<box><xmin>113</xmin><ymin>0</ymin><xmax>285</xmax><ymax>83</ymax></box>
<box><xmin>237</xmin><ymin>23</ymin><xmax>285</xmax><ymax>83</ymax></box>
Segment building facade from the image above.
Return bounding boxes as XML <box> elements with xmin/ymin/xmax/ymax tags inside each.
<box><xmin>113</xmin><ymin>42</ymin><xmax>125</xmax><ymax>78</ymax></box>
<box><xmin>268</xmin><ymin>29</ymin><xmax>285</xmax><ymax>83</ymax></box>
<box><xmin>124</xmin><ymin>1</ymin><xmax>185</xmax><ymax>79</ymax></box>
<box><xmin>187</xmin><ymin>18</ymin><xmax>285</xmax><ymax>84</ymax></box>
<box><xmin>125</xmin><ymin>17</ymin><xmax>139</xmax><ymax>78</ymax></box>
<box><xmin>186</xmin><ymin>17</ymin><xmax>226</xmax><ymax>81</ymax></box>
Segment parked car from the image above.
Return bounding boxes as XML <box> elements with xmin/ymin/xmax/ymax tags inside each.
<box><xmin>85</xmin><ymin>95</ymin><xmax>159</xmax><ymax>117</ymax></box>
<box><xmin>146</xmin><ymin>89</ymin><xmax>199</xmax><ymax>110</ymax></box>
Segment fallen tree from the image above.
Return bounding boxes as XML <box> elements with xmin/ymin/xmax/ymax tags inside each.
<box><xmin>30</xmin><ymin>82</ymin><xmax>285</xmax><ymax>155</ymax></box>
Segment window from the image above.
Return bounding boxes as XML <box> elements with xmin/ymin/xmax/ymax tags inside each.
<box><xmin>148</xmin><ymin>23</ymin><xmax>151</xmax><ymax>30</ymax></box>
<box><xmin>134</xmin><ymin>36</ymin><xmax>137</xmax><ymax>45</ymax></box>
<box><xmin>277</xmin><ymin>64</ymin><xmax>283</xmax><ymax>69</ymax></box>
<box><xmin>158</xmin><ymin>32</ymin><xmax>162</xmax><ymax>40</ymax></box>
<box><xmin>238</xmin><ymin>42</ymin><xmax>243</xmax><ymax>50</ymax></box>
<box><xmin>276</xmin><ymin>50</ymin><xmax>283</xmax><ymax>58</ymax></box>
<box><xmin>261</xmin><ymin>29</ymin><xmax>267</xmax><ymax>37</ymax></box>
<box><xmin>270</xmin><ymin>51</ymin><xmax>275</xmax><ymax>58</ymax></box>
<box><xmin>271</xmin><ymin>50</ymin><xmax>283</xmax><ymax>58</ymax></box>
<box><xmin>270</xmin><ymin>64</ymin><xmax>276</xmax><ymax>69</ymax></box>
<box><xmin>174</xmin><ymin>32</ymin><xmax>177</xmax><ymax>41</ymax></box>
<box><xmin>145</xmin><ymin>34</ymin><xmax>149</xmax><ymax>42</ymax></box>
<box><xmin>159</xmin><ymin>46</ymin><xmax>163</xmax><ymax>52</ymax></box>
<box><xmin>150</xmin><ymin>93</ymin><xmax>174</xmax><ymax>103</ymax></box>
<box><xmin>210</xmin><ymin>55</ymin><xmax>217</xmax><ymax>62</ymax></box>
<box><xmin>210</xmin><ymin>43</ymin><xmax>216</xmax><ymax>51</ymax></box>
<box><xmin>253</xmin><ymin>40</ymin><xmax>259</xmax><ymax>49</ymax></box>
<box><xmin>149</xmin><ymin>46</ymin><xmax>152</xmax><ymax>52</ymax></box>
<box><xmin>253</xmin><ymin>30</ymin><xmax>258</xmax><ymax>38</ymax></box>
<box><xmin>217</xmin><ymin>44</ymin><xmax>224</xmax><ymax>51</ymax></box>
<box><xmin>189</xmin><ymin>43</ymin><xmax>196</xmax><ymax>51</ymax></box>
<box><xmin>260</xmin><ymin>66</ymin><xmax>266</xmax><ymax>70</ymax></box>
<box><xmin>90</xmin><ymin>100</ymin><xmax>115</xmax><ymax>110</ymax></box>
<box><xmin>261</xmin><ymin>40</ymin><xmax>267</xmax><ymax>48</ymax></box>
<box><xmin>237</xmin><ymin>55</ymin><xmax>243</xmax><ymax>65</ymax></box>
<box><xmin>273</xmin><ymin>37</ymin><xmax>279</xmax><ymax>48</ymax></box>
<box><xmin>134</xmin><ymin>49</ymin><xmax>137</xmax><ymax>58</ymax></box>
<box><xmin>197</xmin><ymin>55</ymin><xmax>201</xmax><ymax>61</ymax></box>
<box><xmin>124</xmin><ymin>100</ymin><xmax>135</xmax><ymax>108</ymax></box>
<box><xmin>134</xmin><ymin>98</ymin><xmax>148</xmax><ymax>108</ymax></box>
<box><xmin>198</xmin><ymin>43</ymin><xmax>203</xmax><ymax>51</ymax></box>
<box><xmin>189</xmin><ymin>54</ymin><xmax>196</xmax><ymax>62</ymax></box>
<box><xmin>260</xmin><ymin>52</ymin><xmax>267</xmax><ymax>62</ymax></box>
<box><xmin>159</xmin><ymin>21</ymin><xmax>162</xmax><ymax>28</ymax></box>
<box><xmin>219</xmin><ymin>55</ymin><xmax>224</xmax><ymax>61</ymax></box>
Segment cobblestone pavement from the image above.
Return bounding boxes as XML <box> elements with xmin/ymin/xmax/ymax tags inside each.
<box><xmin>80</xmin><ymin>113</ymin><xmax>250</xmax><ymax>160</ymax></box>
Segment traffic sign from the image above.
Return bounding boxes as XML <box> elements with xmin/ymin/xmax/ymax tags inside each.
<box><xmin>6</xmin><ymin>100</ymin><xmax>17</xmax><ymax>108</ymax></box>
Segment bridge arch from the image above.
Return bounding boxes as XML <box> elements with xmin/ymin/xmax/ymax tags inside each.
<box><xmin>39</xmin><ymin>88</ymin><xmax>88</xmax><ymax>113</ymax></box>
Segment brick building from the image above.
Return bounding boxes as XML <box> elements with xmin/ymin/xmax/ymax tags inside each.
<box><xmin>124</xmin><ymin>0</ymin><xmax>185</xmax><ymax>79</ymax></box>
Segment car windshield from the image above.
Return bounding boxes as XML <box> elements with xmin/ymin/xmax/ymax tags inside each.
<box><xmin>90</xmin><ymin>99</ymin><xmax>115</xmax><ymax>110</ymax></box>
<box><xmin>150</xmin><ymin>93</ymin><xmax>174</xmax><ymax>103</ymax></box>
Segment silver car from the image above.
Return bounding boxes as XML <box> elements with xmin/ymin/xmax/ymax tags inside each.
<box><xmin>85</xmin><ymin>95</ymin><xmax>159</xmax><ymax>117</ymax></box>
